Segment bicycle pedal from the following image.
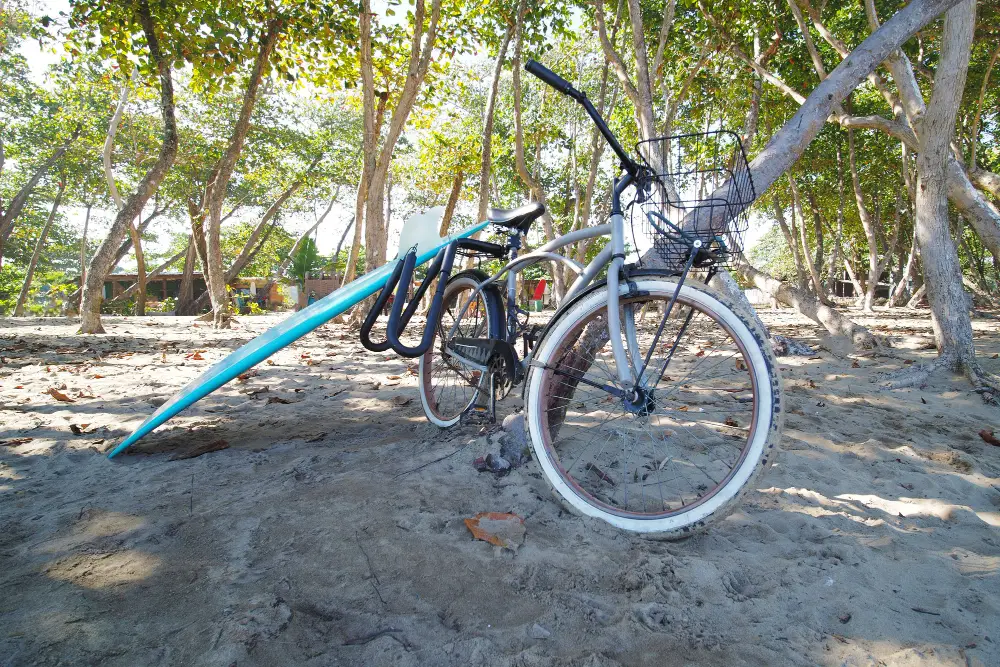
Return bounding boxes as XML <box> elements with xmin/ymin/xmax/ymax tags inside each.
<box><xmin>460</xmin><ymin>405</ymin><xmax>496</xmax><ymax>426</ymax></box>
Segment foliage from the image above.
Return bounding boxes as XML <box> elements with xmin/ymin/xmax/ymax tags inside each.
<box><xmin>288</xmin><ymin>237</ymin><xmax>324</xmax><ymax>288</ymax></box>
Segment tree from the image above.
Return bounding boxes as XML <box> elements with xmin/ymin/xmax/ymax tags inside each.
<box><xmin>74</xmin><ymin>0</ymin><xmax>180</xmax><ymax>334</ymax></box>
<box><xmin>13</xmin><ymin>179</ymin><xmax>65</xmax><ymax>315</ymax></box>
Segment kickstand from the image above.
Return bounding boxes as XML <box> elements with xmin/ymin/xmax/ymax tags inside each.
<box><xmin>461</xmin><ymin>367</ymin><xmax>497</xmax><ymax>426</ymax></box>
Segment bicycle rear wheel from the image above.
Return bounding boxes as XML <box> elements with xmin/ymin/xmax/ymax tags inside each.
<box><xmin>524</xmin><ymin>275</ymin><xmax>781</xmax><ymax>535</ymax></box>
<box><xmin>419</xmin><ymin>271</ymin><xmax>504</xmax><ymax>427</ymax></box>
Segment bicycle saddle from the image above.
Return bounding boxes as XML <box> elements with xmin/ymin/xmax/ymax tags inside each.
<box><xmin>488</xmin><ymin>202</ymin><xmax>545</xmax><ymax>233</ymax></box>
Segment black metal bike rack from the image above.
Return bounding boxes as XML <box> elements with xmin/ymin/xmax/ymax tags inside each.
<box><xmin>359</xmin><ymin>238</ymin><xmax>505</xmax><ymax>359</ymax></box>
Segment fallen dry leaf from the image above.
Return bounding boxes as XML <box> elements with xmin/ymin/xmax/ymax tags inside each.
<box><xmin>386</xmin><ymin>375</ymin><xmax>402</xmax><ymax>380</ymax></box>
<box><xmin>69</xmin><ymin>424</ymin><xmax>92</xmax><ymax>435</ymax></box>
<box><xmin>46</xmin><ymin>387</ymin><xmax>75</xmax><ymax>402</ymax></box>
<box><xmin>1</xmin><ymin>437</ymin><xmax>33</xmax><ymax>447</ymax></box>
<box><xmin>851</xmin><ymin>360</ymin><xmax>861</xmax><ymax>368</ymax></box>
<box><xmin>724</xmin><ymin>416</ymin><xmax>739</xmax><ymax>427</ymax></box>
<box><xmin>464</xmin><ymin>512</ymin><xmax>526</xmax><ymax>551</ymax></box>
<box><xmin>266</xmin><ymin>396</ymin><xmax>293</xmax><ymax>405</ymax></box>
<box><xmin>979</xmin><ymin>430</ymin><xmax>1000</xmax><ymax>447</ymax></box>
<box><xmin>185</xmin><ymin>352</ymin><xmax>205</xmax><ymax>361</ymax></box>
<box><xmin>236</xmin><ymin>370</ymin><xmax>258</xmax><ymax>383</ymax></box>
<box><xmin>392</xmin><ymin>395</ymin><xmax>412</xmax><ymax>406</ymax></box>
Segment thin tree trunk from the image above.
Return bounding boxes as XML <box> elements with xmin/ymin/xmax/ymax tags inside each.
<box><xmin>440</xmin><ymin>170</ymin><xmax>464</xmax><ymax>236</ymax></box>
<box><xmin>0</xmin><ymin>127</ymin><xmax>80</xmax><ymax>267</ymax></box>
<box><xmin>889</xmin><ymin>229</ymin><xmax>918</xmax><ymax>306</ymax></box>
<box><xmin>110</xmin><ymin>247</ymin><xmax>186</xmax><ymax>304</ymax></box>
<box><xmin>847</xmin><ymin>129</ymin><xmax>881</xmax><ymax>311</ymax></box>
<box><xmin>330</xmin><ymin>216</ymin><xmax>353</xmax><ymax>281</ymax></box>
<box><xmin>789</xmin><ymin>175</ymin><xmax>829</xmax><ymax>302</ymax></box>
<box><xmin>79</xmin><ymin>0</ymin><xmax>178</xmax><ymax>334</ymax></box>
<box><xmin>200</xmin><ymin>21</ymin><xmax>281</xmax><ymax>329</ymax></box>
<box><xmin>79</xmin><ymin>204</ymin><xmax>91</xmax><ymax>291</ymax></box>
<box><xmin>774</xmin><ymin>195</ymin><xmax>807</xmax><ymax>289</ymax></box>
<box><xmin>127</xmin><ymin>221</ymin><xmax>147</xmax><ymax>315</ymax></box>
<box><xmin>14</xmin><ymin>181</ymin><xmax>65</xmax><ymax>316</ymax></box>
<box><xmin>476</xmin><ymin>26</ymin><xmax>512</xmax><ymax>224</ymax></box>
<box><xmin>512</xmin><ymin>0</ymin><xmax>566</xmax><ymax>304</ymax></box>
<box><xmin>177</xmin><ymin>235</ymin><xmax>196</xmax><ymax>313</ymax></box>
<box><xmin>103</xmin><ymin>65</ymin><xmax>147</xmax><ymax>316</ymax></box>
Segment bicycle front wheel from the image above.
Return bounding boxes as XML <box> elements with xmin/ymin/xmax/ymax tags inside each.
<box><xmin>524</xmin><ymin>275</ymin><xmax>782</xmax><ymax>535</ymax></box>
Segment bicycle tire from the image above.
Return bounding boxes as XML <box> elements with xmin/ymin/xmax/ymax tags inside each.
<box><xmin>418</xmin><ymin>271</ymin><xmax>505</xmax><ymax>427</ymax></box>
<box><xmin>524</xmin><ymin>275</ymin><xmax>782</xmax><ymax>535</ymax></box>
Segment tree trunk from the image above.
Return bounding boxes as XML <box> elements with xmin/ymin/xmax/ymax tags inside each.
<box><xmin>177</xmin><ymin>235</ymin><xmax>196</xmax><ymax>313</ymax></box>
<box><xmin>440</xmin><ymin>170</ymin><xmax>464</xmax><ymax>236</ymax></box>
<box><xmin>476</xmin><ymin>26</ymin><xmax>512</xmax><ymax>224</ymax></box>
<box><xmin>0</xmin><ymin>127</ymin><xmax>79</xmax><ymax>267</ymax></box>
<box><xmin>79</xmin><ymin>203</ymin><xmax>91</xmax><ymax>291</ymax></box>
<box><xmin>512</xmin><ymin>0</ymin><xmax>566</xmax><ymax>304</ymax></box>
<box><xmin>847</xmin><ymin>129</ymin><xmax>881</xmax><ymax>311</ymax></box>
<box><xmin>331</xmin><ymin>217</ymin><xmax>354</xmax><ymax>280</ymax></box>
<box><xmin>889</xmin><ymin>229</ymin><xmax>918</xmax><ymax>306</ymax></box>
<box><xmin>773</xmin><ymin>195</ymin><xmax>807</xmax><ymax>289</ymax></box>
<box><xmin>910</xmin><ymin>0</ymin><xmax>981</xmax><ymax>377</ymax></box>
<box><xmin>128</xmin><ymin>221</ymin><xmax>147</xmax><ymax>315</ymax></box>
<box><xmin>110</xmin><ymin>247</ymin><xmax>186</xmax><ymax>304</ymax></box>
<box><xmin>202</xmin><ymin>23</ymin><xmax>280</xmax><ymax>329</ymax></box>
<box><xmin>14</xmin><ymin>181</ymin><xmax>65</xmax><ymax>316</ymax></box>
<box><xmin>789</xmin><ymin>175</ymin><xmax>829</xmax><ymax>302</ymax></box>
<box><xmin>79</xmin><ymin>0</ymin><xmax>178</xmax><ymax>334</ymax></box>
<box><xmin>735</xmin><ymin>255</ymin><xmax>879</xmax><ymax>349</ymax></box>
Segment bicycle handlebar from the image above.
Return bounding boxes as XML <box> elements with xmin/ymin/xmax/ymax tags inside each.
<box><xmin>525</xmin><ymin>59</ymin><xmax>638</xmax><ymax>177</ymax></box>
<box><xmin>525</xmin><ymin>60</ymin><xmax>577</xmax><ymax>97</ymax></box>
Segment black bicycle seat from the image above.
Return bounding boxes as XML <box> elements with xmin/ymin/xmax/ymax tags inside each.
<box><xmin>488</xmin><ymin>202</ymin><xmax>545</xmax><ymax>233</ymax></box>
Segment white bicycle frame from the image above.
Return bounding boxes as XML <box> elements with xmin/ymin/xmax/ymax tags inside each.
<box><xmin>447</xmin><ymin>209</ymin><xmax>636</xmax><ymax>387</ymax></box>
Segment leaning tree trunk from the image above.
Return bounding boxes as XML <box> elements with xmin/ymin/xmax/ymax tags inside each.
<box><xmin>900</xmin><ymin>0</ymin><xmax>994</xmax><ymax>392</ymax></box>
<box><xmin>79</xmin><ymin>203</ymin><xmax>90</xmax><ymax>289</ymax></box>
<box><xmin>110</xmin><ymin>247</ymin><xmax>186</xmax><ymax>304</ymax></box>
<box><xmin>734</xmin><ymin>256</ymin><xmax>880</xmax><ymax>350</ymax></box>
<box><xmin>127</xmin><ymin>221</ymin><xmax>147</xmax><ymax>315</ymax></box>
<box><xmin>177</xmin><ymin>236</ymin><xmax>196</xmax><ymax>315</ymax></box>
<box><xmin>14</xmin><ymin>181</ymin><xmax>65</xmax><ymax>316</ymax></box>
<box><xmin>79</xmin><ymin>0</ymin><xmax>178</xmax><ymax>334</ymax></box>
<box><xmin>475</xmin><ymin>26</ymin><xmax>512</xmax><ymax>225</ymax></box>
<box><xmin>0</xmin><ymin>127</ymin><xmax>79</xmax><ymax>267</ymax></box>
<box><xmin>201</xmin><ymin>23</ymin><xmax>280</xmax><ymax>329</ymax></box>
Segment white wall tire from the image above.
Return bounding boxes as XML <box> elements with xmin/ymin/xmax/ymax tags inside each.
<box><xmin>525</xmin><ymin>276</ymin><xmax>782</xmax><ymax>535</ymax></box>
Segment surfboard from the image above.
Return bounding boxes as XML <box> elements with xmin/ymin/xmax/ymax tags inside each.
<box><xmin>108</xmin><ymin>215</ymin><xmax>490</xmax><ymax>458</ymax></box>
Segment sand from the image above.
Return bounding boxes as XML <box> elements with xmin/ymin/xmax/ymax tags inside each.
<box><xmin>1</xmin><ymin>308</ymin><xmax>998</xmax><ymax>666</ymax></box>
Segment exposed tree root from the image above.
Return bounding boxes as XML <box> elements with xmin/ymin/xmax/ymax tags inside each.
<box><xmin>874</xmin><ymin>353</ymin><xmax>1000</xmax><ymax>405</ymax></box>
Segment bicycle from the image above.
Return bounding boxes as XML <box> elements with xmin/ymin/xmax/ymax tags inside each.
<box><xmin>362</xmin><ymin>61</ymin><xmax>783</xmax><ymax>535</ymax></box>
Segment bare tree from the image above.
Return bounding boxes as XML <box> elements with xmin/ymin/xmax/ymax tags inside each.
<box><xmin>79</xmin><ymin>0</ymin><xmax>179</xmax><ymax>334</ymax></box>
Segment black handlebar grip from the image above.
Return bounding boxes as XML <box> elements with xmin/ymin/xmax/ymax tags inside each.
<box><xmin>525</xmin><ymin>59</ymin><xmax>578</xmax><ymax>98</ymax></box>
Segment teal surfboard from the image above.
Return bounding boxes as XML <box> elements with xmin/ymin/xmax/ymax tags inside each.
<box><xmin>108</xmin><ymin>217</ymin><xmax>490</xmax><ymax>458</ymax></box>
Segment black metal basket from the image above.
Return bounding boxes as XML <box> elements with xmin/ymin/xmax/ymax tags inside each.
<box><xmin>628</xmin><ymin>130</ymin><xmax>755</xmax><ymax>270</ymax></box>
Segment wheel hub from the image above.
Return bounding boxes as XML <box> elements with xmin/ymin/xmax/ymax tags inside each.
<box><xmin>623</xmin><ymin>385</ymin><xmax>656</xmax><ymax>416</ymax></box>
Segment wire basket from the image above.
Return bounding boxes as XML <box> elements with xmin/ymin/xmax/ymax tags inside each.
<box><xmin>629</xmin><ymin>130</ymin><xmax>755</xmax><ymax>271</ymax></box>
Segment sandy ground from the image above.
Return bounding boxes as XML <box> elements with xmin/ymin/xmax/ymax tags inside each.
<box><xmin>1</xmin><ymin>308</ymin><xmax>999</xmax><ymax>666</ymax></box>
